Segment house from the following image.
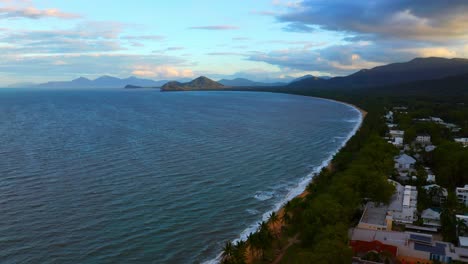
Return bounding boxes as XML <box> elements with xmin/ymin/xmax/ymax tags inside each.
<box><xmin>395</xmin><ymin>154</ymin><xmax>416</xmax><ymax>171</ymax></box>
<box><xmin>455</xmin><ymin>138</ymin><xmax>468</xmax><ymax>147</ymax></box>
<box><xmin>357</xmin><ymin>202</ymin><xmax>393</xmax><ymax>231</ymax></box>
<box><xmin>423</xmin><ymin>184</ymin><xmax>448</xmax><ymax>205</ymax></box>
<box><xmin>389</xmin><ymin>185</ymin><xmax>418</xmax><ymax>224</ymax></box>
<box><xmin>430</xmin><ymin>117</ymin><xmax>444</xmax><ymax>124</ymax></box>
<box><xmin>416</xmin><ymin>134</ymin><xmax>431</xmax><ymax>145</ymax></box>
<box><xmin>389</xmin><ymin>130</ymin><xmax>405</xmax><ymax>139</ymax></box>
<box><xmin>349</xmin><ymin>228</ymin><xmax>466</xmax><ymax>263</ymax></box>
<box><xmin>425</xmin><ymin>145</ymin><xmax>436</xmax><ymax>152</ymax></box>
<box><xmin>385</xmin><ymin>111</ymin><xmax>394</xmax><ymax>122</ymax></box>
<box><xmin>421</xmin><ymin>208</ymin><xmax>441</xmax><ymax>228</ymax></box>
<box><xmin>425</xmin><ymin>168</ymin><xmax>436</xmax><ymax>183</ymax></box>
<box><xmin>456</xmin><ymin>185</ymin><xmax>468</xmax><ymax>206</ymax></box>
<box><xmin>392</xmin><ymin>137</ymin><xmax>404</xmax><ymax>147</ymax></box>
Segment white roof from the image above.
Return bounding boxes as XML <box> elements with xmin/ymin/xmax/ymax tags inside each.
<box><xmin>425</xmin><ymin>145</ymin><xmax>436</xmax><ymax>152</ymax></box>
<box><xmin>395</xmin><ymin>154</ymin><xmax>416</xmax><ymax>165</ymax></box>
<box><xmin>421</xmin><ymin>208</ymin><xmax>440</xmax><ymax>220</ymax></box>
<box><xmin>460</xmin><ymin>237</ymin><xmax>468</xmax><ymax>247</ymax></box>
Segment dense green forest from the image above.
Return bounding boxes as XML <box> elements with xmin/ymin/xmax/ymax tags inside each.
<box><xmin>221</xmin><ymin>85</ymin><xmax>468</xmax><ymax>263</ymax></box>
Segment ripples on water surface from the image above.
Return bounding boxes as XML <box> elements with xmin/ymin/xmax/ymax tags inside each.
<box><xmin>0</xmin><ymin>90</ymin><xmax>360</xmax><ymax>263</ymax></box>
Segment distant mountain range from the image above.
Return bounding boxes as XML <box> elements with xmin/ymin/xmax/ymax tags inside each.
<box><xmin>218</xmin><ymin>78</ymin><xmax>287</xmax><ymax>87</ymax></box>
<box><xmin>161</xmin><ymin>76</ymin><xmax>224</xmax><ymax>91</ymax></box>
<box><xmin>34</xmin><ymin>76</ymin><xmax>170</xmax><ymax>89</ymax></box>
<box><xmin>9</xmin><ymin>57</ymin><xmax>468</xmax><ymax>92</ymax></box>
<box><xmin>289</xmin><ymin>57</ymin><xmax>468</xmax><ymax>90</ymax></box>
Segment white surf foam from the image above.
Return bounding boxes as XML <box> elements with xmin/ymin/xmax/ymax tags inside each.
<box><xmin>203</xmin><ymin>100</ymin><xmax>363</xmax><ymax>264</ymax></box>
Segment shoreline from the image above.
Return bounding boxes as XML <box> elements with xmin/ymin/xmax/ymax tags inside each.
<box><xmin>206</xmin><ymin>95</ymin><xmax>367</xmax><ymax>264</ymax></box>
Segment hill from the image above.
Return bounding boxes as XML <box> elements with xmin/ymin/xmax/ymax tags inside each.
<box><xmin>290</xmin><ymin>57</ymin><xmax>468</xmax><ymax>89</ymax></box>
<box><xmin>161</xmin><ymin>76</ymin><xmax>225</xmax><ymax>91</ymax></box>
<box><xmin>36</xmin><ymin>76</ymin><xmax>168</xmax><ymax>88</ymax></box>
<box><xmin>218</xmin><ymin>78</ymin><xmax>286</xmax><ymax>87</ymax></box>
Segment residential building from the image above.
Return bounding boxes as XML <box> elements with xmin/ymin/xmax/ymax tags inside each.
<box><xmin>389</xmin><ymin>130</ymin><xmax>405</xmax><ymax>139</ymax></box>
<box><xmin>357</xmin><ymin>202</ymin><xmax>393</xmax><ymax>231</ymax></box>
<box><xmin>416</xmin><ymin>134</ymin><xmax>432</xmax><ymax>145</ymax></box>
<box><xmin>395</xmin><ymin>154</ymin><xmax>416</xmax><ymax>171</ymax></box>
<box><xmin>455</xmin><ymin>138</ymin><xmax>468</xmax><ymax>147</ymax></box>
<box><xmin>423</xmin><ymin>184</ymin><xmax>448</xmax><ymax>205</ymax></box>
<box><xmin>391</xmin><ymin>136</ymin><xmax>404</xmax><ymax>147</ymax></box>
<box><xmin>425</xmin><ymin>145</ymin><xmax>436</xmax><ymax>152</ymax></box>
<box><xmin>456</xmin><ymin>185</ymin><xmax>468</xmax><ymax>206</ymax></box>
<box><xmin>389</xmin><ymin>185</ymin><xmax>418</xmax><ymax>224</ymax></box>
<box><xmin>349</xmin><ymin>228</ymin><xmax>468</xmax><ymax>263</ymax></box>
<box><xmin>430</xmin><ymin>117</ymin><xmax>444</xmax><ymax>124</ymax></box>
<box><xmin>421</xmin><ymin>208</ymin><xmax>441</xmax><ymax>228</ymax></box>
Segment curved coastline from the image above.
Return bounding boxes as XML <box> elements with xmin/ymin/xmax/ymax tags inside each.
<box><xmin>204</xmin><ymin>95</ymin><xmax>367</xmax><ymax>264</ymax></box>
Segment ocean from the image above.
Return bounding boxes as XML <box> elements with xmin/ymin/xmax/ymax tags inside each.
<box><xmin>0</xmin><ymin>89</ymin><xmax>361</xmax><ymax>263</ymax></box>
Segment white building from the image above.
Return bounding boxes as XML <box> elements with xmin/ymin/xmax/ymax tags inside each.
<box><xmin>389</xmin><ymin>130</ymin><xmax>405</xmax><ymax>139</ymax></box>
<box><xmin>425</xmin><ymin>145</ymin><xmax>436</xmax><ymax>152</ymax></box>
<box><xmin>455</xmin><ymin>138</ymin><xmax>468</xmax><ymax>147</ymax></box>
<box><xmin>421</xmin><ymin>208</ymin><xmax>441</xmax><ymax>228</ymax></box>
<box><xmin>430</xmin><ymin>117</ymin><xmax>444</xmax><ymax>124</ymax></box>
<box><xmin>456</xmin><ymin>185</ymin><xmax>468</xmax><ymax>206</ymax></box>
<box><xmin>395</xmin><ymin>154</ymin><xmax>416</xmax><ymax>171</ymax></box>
<box><xmin>387</xmin><ymin>183</ymin><xmax>418</xmax><ymax>224</ymax></box>
<box><xmin>415</xmin><ymin>134</ymin><xmax>431</xmax><ymax>145</ymax></box>
<box><xmin>391</xmin><ymin>137</ymin><xmax>404</xmax><ymax>147</ymax></box>
<box><xmin>425</xmin><ymin>168</ymin><xmax>436</xmax><ymax>183</ymax></box>
<box><xmin>385</xmin><ymin>111</ymin><xmax>394</xmax><ymax>122</ymax></box>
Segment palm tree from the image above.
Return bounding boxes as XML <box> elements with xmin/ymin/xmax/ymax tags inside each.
<box><xmin>222</xmin><ymin>241</ymin><xmax>234</xmax><ymax>263</ymax></box>
<box><xmin>233</xmin><ymin>240</ymin><xmax>247</xmax><ymax>263</ymax></box>
<box><xmin>269</xmin><ymin>212</ymin><xmax>280</xmax><ymax>238</ymax></box>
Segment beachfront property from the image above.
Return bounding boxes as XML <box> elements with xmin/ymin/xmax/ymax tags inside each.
<box><xmin>455</xmin><ymin>138</ymin><xmax>468</xmax><ymax>147</ymax></box>
<box><xmin>350</xmin><ymin>228</ymin><xmax>468</xmax><ymax>263</ymax></box>
<box><xmin>456</xmin><ymin>185</ymin><xmax>468</xmax><ymax>206</ymax></box>
<box><xmin>421</xmin><ymin>208</ymin><xmax>441</xmax><ymax>228</ymax></box>
<box><xmin>395</xmin><ymin>154</ymin><xmax>416</xmax><ymax>171</ymax></box>
<box><xmin>358</xmin><ymin>182</ymin><xmax>418</xmax><ymax>230</ymax></box>
<box><xmin>358</xmin><ymin>202</ymin><xmax>393</xmax><ymax>231</ymax></box>
<box><xmin>415</xmin><ymin>134</ymin><xmax>432</xmax><ymax>145</ymax></box>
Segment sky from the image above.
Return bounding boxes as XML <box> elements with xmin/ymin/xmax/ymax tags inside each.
<box><xmin>0</xmin><ymin>0</ymin><xmax>467</xmax><ymax>85</ymax></box>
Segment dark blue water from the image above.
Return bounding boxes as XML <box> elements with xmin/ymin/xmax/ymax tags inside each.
<box><xmin>0</xmin><ymin>89</ymin><xmax>361</xmax><ymax>263</ymax></box>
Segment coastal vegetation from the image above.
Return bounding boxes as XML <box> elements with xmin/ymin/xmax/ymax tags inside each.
<box><xmin>220</xmin><ymin>58</ymin><xmax>468</xmax><ymax>263</ymax></box>
<box><xmin>222</xmin><ymin>98</ymin><xmax>398</xmax><ymax>263</ymax></box>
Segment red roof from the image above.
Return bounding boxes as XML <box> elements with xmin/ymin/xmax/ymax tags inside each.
<box><xmin>350</xmin><ymin>240</ymin><xmax>398</xmax><ymax>257</ymax></box>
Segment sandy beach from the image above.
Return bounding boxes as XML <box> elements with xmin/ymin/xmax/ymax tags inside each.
<box><xmin>243</xmin><ymin>98</ymin><xmax>368</xmax><ymax>264</ymax></box>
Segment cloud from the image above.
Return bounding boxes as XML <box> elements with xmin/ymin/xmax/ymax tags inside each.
<box><xmin>232</xmin><ymin>37</ymin><xmax>250</xmax><ymax>41</ymax></box>
<box><xmin>0</xmin><ymin>21</ymin><xmax>131</xmax><ymax>54</ymax></box>
<box><xmin>277</xmin><ymin>0</ymin><xmax>468</xmax><ymax>42</ymax></box>
<box><xmin>188</xmin><ymin>25</ymin><xmax>239</xmax><ymax>30</ymax></box>
<box><xmin>131</xmin><ymin>65</ymin><xmax>194</xmax><ymax>79</ymax></box>
<box><xmin>282</xmin><ymin>22</ymin><xmax>314</xmax><ymax>33</ymax></box>
<box><xmin>166</xmin><ymin>46</ymin><xmax>185</xmax><ymax>51</ymax></box>
<box><xmin>206</xmin><ymin>52</ymin><xmax>246</xmax><ymax>56</ymax></box>
<box><xmin>0</xmin><ymin>53</ymin><xmax>192</xmax><ymax>84</ymax></box>
<box><xmin>121</xmin><ymin>35</ymin><xmax>165</xmax><ymax>41</ymax></box>
<box><xmin>0</xmin><ymin>5</ymin><xmax>80</xmax><ymax>19</ymax></box>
